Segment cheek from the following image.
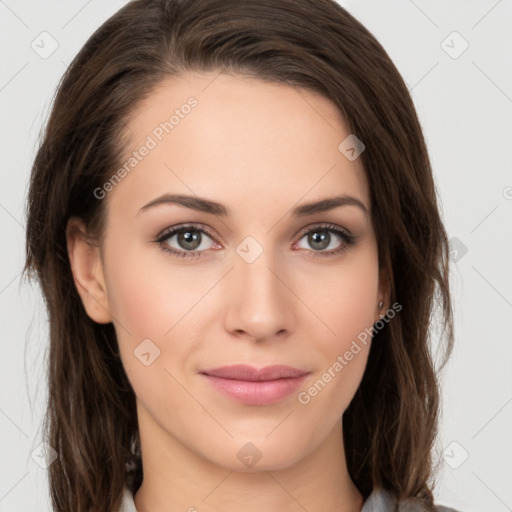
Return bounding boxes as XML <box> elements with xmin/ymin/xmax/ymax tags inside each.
<box><xmin>103</xmin><ymin>238</ymin><xmax>207</xmax><ymax>337</ymax></box>
<box><xmin>100</xmin><ymin>237</ymin><xmax>175</xmax><ymax>379</ymax></box>
<box><xmin>303</xmin><ymin>250</ymin><xmax>379</xmax><ymax>352</ymax></box>
<box><xmin>296</xmin><ymin>250</ymin><xmax>379</xmax><ymax>401</ymax></box>
<box><xmin>102</xmin><ymin>239</ymin><xmax>217</xmax><ymax>383</ymax></box>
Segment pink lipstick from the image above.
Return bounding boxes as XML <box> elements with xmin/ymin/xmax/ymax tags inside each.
<box><xmin>200</xmin><ymin>364</ymin><xmax>309</xmax><ymax>405</ymax></box>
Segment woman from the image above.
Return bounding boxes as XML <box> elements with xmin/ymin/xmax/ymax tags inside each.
<box><xmin>24</xmin><ymin>0</ymin><xmax>461</xmax><ymax>511</ymax></box>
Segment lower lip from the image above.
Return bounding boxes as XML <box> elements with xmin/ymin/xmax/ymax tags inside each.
<box><xmin>202</xmin><ymin>374</ymin><xmax>308</xmax><ymax>405</ymax></box>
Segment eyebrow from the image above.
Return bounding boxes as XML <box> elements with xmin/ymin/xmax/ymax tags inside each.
<box><xmin>138</xmin><ymin>193</ymin><xmax>369</xmax><ymax>217</ymax></box>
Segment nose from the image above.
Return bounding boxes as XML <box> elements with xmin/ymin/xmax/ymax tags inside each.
<box><xmin>222</xmin><ymin>243</ymin><xmax>296</xmax><ymax>343</ymax></box>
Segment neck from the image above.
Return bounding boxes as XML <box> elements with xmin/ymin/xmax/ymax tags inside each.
<box><xmin>133</xmin><ymin>406</ymin><xmax>364</xmax><ymax>512</ymax></box>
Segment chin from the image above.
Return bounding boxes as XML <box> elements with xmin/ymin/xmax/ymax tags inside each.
<box><xmin>204</xmin><ymin>433</ymin><xmax>313</xmax><ymax>473</ymax></box>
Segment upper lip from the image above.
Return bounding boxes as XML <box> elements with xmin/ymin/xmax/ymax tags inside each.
<box><xmin>200</xmin><ymin>364</ymin><xmax>309</xmax><ymax>381</ymax></box>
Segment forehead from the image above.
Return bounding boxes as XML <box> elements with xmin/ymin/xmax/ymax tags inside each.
<box><xmin>109</xmin><ymin>71</ymin><xmax>370</xmax><ymax>219</ymax></box>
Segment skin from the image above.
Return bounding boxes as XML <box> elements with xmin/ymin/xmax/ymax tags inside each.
<box><xmin>67</xmin><ymin>71</ymin><xmax>389</xmax><ymax>512</ymax></box>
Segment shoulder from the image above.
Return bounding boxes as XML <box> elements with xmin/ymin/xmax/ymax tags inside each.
<box><xmin>434</xmin><ymin>506</ymin><xmax>460</xmax><ymax>512</ymax></box>
<box><xmin>118</xmin><ymin>486</ymin><xmax>137</xmax><ymax>512</ymax></box>
<box><xmin>361</xmin><ymin>487</ymin><xmax>463</xmax><ymax>512</ymax></box>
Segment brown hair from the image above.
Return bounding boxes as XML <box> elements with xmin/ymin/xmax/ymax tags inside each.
<box><xmin>23</xmin><ymin>0</ymin><xmax>454</xmax><ymax>511</ymax></box>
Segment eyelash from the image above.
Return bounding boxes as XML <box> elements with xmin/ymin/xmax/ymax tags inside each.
<box><xmin>154</xmin><ymin>222</ymin><xmax>357</xmax><ymax>260</ymax></box>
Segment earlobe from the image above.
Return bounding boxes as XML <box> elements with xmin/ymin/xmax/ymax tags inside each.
<box><xmin>66</xmin><ymin>217</ymin><xmax>112</xmax><ymax>324</ymax></box>
<box><xmin>375</xmin><ymin>266</ymin><xmax>391</xmax><ymax>322</ymax></box>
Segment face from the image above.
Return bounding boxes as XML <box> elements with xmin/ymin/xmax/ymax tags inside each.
<box><xmin>71</xmin><ymin>71</ymin><xmax>387</xmax><ymax>472</ymax></box>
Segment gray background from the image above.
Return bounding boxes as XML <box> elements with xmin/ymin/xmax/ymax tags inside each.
<box><xmin>1</xmin><ymin>1</ymin><xmax>511</xmax><ymax>511</ymax></box>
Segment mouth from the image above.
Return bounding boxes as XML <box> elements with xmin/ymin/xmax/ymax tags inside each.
<box><xmin>199</xmin><ymin>364</ymin><xmax>310</xmax><ymax>405</ymax></box>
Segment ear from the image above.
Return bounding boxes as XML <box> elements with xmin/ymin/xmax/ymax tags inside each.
<box><xmin>375</xmin><ymin>265</ymin><xmax>391</xmax><ymax>323</ymax></box>
<box><xmin>66</xmin><ymin>217</ymin><xmax>112</xmax><ymax>324</ymax></box>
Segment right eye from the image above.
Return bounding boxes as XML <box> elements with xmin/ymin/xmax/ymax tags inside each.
<box><xmin>155</xmin><ymin>224</ymin><xmax>220</xmax><ymax>259</ymax></box>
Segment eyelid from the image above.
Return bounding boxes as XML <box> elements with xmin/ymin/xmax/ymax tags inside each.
<box><xmin>294</xmin><ymin>222</ymin><xmax>353</xmax><ymax>239</ymax></box>
<box><xmin>156</xmin><ymin>222</ymin><xmax>354</xmax><ymax>242</ymax></box>
<box><xmin>154</xmin><ymin>221</ymin><xmax>356</xmax><ymax>259</ymax></box>
<box><xmin>291</xmin><ymin>222</ymin><xmax>357</xmax><ymax>255</ymax></box>
<box><xmin>155</xmin><ymin>222</ymin><xmax>218</xmax><ymax>244</ymax></box>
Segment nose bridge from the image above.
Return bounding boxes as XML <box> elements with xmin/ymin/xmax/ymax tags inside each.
<box><xmin>235</xmin><ymin>234</ymin><xmax>286</xmax><ymax>306</ymax></box>
<box><xmin>223</xmin><ymin>234</ymin><xmax>294</xmax><ymax>339</ymax></box>
<box><xmin>237</xmin><ymin>239</ymin><xmax>280</xmax><ymax>296</ymax></box>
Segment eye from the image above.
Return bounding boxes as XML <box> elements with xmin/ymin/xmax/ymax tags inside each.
<box><xmin>155</xmin><ymin>224</ymin><xmax>219</xmax><ymax>260</ymax></box>
<box><xmin>293</xmin><ymin>223</ymin><xmax>356</xmax><ymax>258</ymax></box>
<box><xmin>155</xmin><ymin>222</ymin><xmax>356</xmax><ymax>260</ymax></box>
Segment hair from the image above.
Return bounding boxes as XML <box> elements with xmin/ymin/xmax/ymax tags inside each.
<box><xmin>23</xmin><ymin>0</ymin><xmax>454</xmax><ymax>511</ymax></box>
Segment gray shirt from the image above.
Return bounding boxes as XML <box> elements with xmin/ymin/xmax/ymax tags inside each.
<box><xmin>118</xmin><ymin>485</ymin><xmax>461</xmax><ymax>511</ymax></box>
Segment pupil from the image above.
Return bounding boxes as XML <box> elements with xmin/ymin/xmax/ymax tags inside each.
<box><xmin>179</xmin><ymin>230</ymin><xmax>200</xmax><ymax>250</ymax></box>
<box><xmin>309</xmin><ymin>230</ymin><xmax>329</xmax><ymax>250</ymax></box>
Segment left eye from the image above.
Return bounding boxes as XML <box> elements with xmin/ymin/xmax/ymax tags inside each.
<box><xmin>155</xmin><ymin>223</ymin><xmax>355</xmax><ymax>259</ymax></box>
<box><xmin>295</xmin><ymin>227</ymin><xmax>346</xmax><ymax>252</ymax></box>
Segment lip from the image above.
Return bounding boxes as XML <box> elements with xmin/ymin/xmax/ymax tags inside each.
<box><xmin>200</xmin><ymin>364</ymin><xmax>310</xmax><ymax>405</ymax></box>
